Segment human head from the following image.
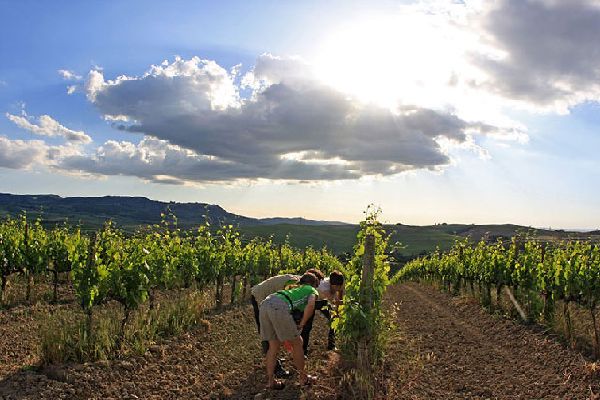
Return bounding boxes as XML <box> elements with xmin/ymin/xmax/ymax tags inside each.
<box><xmin>329</xmin><ymin>270</ymin><xmax>344</xmax><ymax>293</ymax></box>
<box><xmin>299</xmin><ymin>272</ymin><xmax>319</xmax><ymax>288</ymax></box>
<box><xmin>306</xmin><ymin>268</ymin><xmax>324</xmax><ymax>282</ymax></box>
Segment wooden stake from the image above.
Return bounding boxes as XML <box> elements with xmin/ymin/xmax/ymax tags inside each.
<box><xmin>357</xmin><ymin>234</ymin><xmax>375</xmax><ymax>373</ymax></box>
<box><xmin>504</xmin><ymin>286</ymin><xmax>527</xmax><ymax>321</ymax></box>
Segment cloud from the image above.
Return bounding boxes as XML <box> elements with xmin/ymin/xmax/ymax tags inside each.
<box><xmin>86</xmin><ymin>57</ymin><xmax>239</xmax><ymax>112</ymax></box>
<box><xmin>58</xmin><ymin>69</ymin><xmax>83</xmax><ymax>81</ymax></box>
<box><xmin>241</xmin><ymin>54</ymin><xmax>315</xmax><ymax>90</ymax></box>
<box><xmin>473</xmin><ymin>0</ymin><xmax>600</xmax><ymax>112</ymax></box>
<box><xmin>6</xmin><ymin>112</ymin><xmax>92</xmax><ymax>144</ymax></box>
<box><xmin>57</xmin><ymin>136</ymin><xmax>359</xmax><ymax>184</ymax></box>
<box><xmin>79</xmin><ymin>54</ymin><xmax>501</xmax><ymax>183</ymax></box>
<box><xmin>0</xmin><ymin>136</ymin><xmax>49</xmax><ymax>169</ymax></box>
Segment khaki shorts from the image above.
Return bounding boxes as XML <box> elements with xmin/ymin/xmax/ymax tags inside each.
<box><xmin>259</xmin><ymin>295</ymin><xmax>299</xmax><ymax>342</ymax></box>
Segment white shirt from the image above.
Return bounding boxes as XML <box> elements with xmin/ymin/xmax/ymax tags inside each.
<box><xmin>317</xmin><ymin>278</ymin><xmax>333</xmax><ymax>301</ymax></box>
<box><xmin>251</xmin><ymin>274</ymin><xmax>299</xmax><ymax>303</ymax></box>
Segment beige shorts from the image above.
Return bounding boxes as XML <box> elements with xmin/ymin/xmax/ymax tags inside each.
<box><xmin>259</xmin><ymin>295</ymin><xmax>299</xmax><ymax>342</ymax></box>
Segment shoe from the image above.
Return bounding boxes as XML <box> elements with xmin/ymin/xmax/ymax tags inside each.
<box><xmin>267</xmin><ymin>379</ymin><xmax>286</xmax><ymax>390</ymax></box>
<box><xmin>274</xmin><ymin>368</ymin><xmax>291</xmax><ymax>379</ymax></box>
<box><xmin>300</xmin><ymin>374</ymin><xmax>317</xmax><ymax>386</ymax></box>
<box><xmin>274</xmin><ymin>361</ymin><xmax>291</xmax><ymax>379</ymax></box>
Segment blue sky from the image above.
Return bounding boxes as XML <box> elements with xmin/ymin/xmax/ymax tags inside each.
<box><xmin>0</xmin><ymin>0</ymin><xmax>599</xmax><ymax>228</ymax></box>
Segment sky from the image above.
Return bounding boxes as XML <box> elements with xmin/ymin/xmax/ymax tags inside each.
<box><xmin>0</xmin><ymin>0</ymin><xmax>599</xmax><ymax>228</ymax></box>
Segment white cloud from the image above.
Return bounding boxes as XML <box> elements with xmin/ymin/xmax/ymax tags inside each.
<box><xmin>312</xmin><ymin>0</ymin><xmax>600</xmax><ymax>118</ymax></box>
<box><xmin>58</xmin><ymin>69</ymin><xmax>83</xmax><ymax>81</ymax></box>
<box><xmin>86</xmin><ymin>57</ymin><xmax>239</xmax><ymax>113</ymax></box>
<box><xmin>6</xmin><ymin>112</ymin><xmax>92</xmax><ymax>144</ymax></box>
<box><xmin>79</xmin><ymin>54</ymin><xmax>509</xmax><ymax>183</ymax></box>
<box><xmin>0</xmin><ymin>133</ymin><xmax>86</xmax><ymax>173</ymax></box>
<box><xmin>0</xmin><ymin>136</ymin><xmax>49</xmax><ymax>169</ymax></box>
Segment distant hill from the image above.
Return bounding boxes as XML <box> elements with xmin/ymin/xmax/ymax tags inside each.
<box><xmin>239</xmin><ymin>223</ymin><xmax>460</xmax><ymax>256</ymax></box>
<box><xmin>239</xmin><ymin>223</ymin><xmax>600</xmax><ymax>256</ymax></box>
<box><xmin>1</xmin><ymin>193</ymin><xmax>597</xmax><ymax>256</ymax></box>
<box><xmin>0</xmin><ymin>193</ymin><xmax>347</xmax><ymax>230</ymax></box>
<box><xmin>256</xmin><ymin>217</ymin><xmax>348</xmax><ymax>226</ymax></box>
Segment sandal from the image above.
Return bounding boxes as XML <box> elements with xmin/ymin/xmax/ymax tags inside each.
<box><xmin>267</xmin><ymin>379</ymin><xmax>286</xmax><ymax>390</ymax></box>
<box><xmin>300</xmin><ymin>374</ymin><xmax>317</xmax><ymax>386</ymax></box>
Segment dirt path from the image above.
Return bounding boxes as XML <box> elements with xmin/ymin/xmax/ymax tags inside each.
<box><xmin>384</xmin><ymin>283</ymin><xmax>600</xmax><ymax>399</ymax></box>
<box><xmin>0</xmin><ymin>304</ymin><xmax>338</xmax><ymax>400</ymax></box>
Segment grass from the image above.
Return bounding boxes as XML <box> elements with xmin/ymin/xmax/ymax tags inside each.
<box><xmin>39</xmin><ymin>289</ymin><xmax>212</xmax><ymax>364</ymax></box>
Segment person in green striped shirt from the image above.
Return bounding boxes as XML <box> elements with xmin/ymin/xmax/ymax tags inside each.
<box><xmin>259</xmin><ymin>272</ymin><xmax>319</xmax><ymax>390</ymax></box>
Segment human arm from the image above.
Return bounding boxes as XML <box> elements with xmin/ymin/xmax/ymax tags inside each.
<box><xmin>331</xmin><ymin>286</ymin><xmax>344</xmax><ymax>311</ymax></box>
<box><xmin>298</xmin><ymin>294</ymin><xmax>316</xmax><ymax>330</ymax></box>
<box><xmin>336</xmin><ymin>287</ymin><xmax>344</xmax><ymax>305</ymax></box>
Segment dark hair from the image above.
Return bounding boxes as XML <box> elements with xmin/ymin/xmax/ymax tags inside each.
<box><xmin>306</xmin><ymin>268</ymin><xmax>324</xmax><ymax>281</ymax></box>
<box><xmin>330</xmin><ymin>270</ymin><xmax>344</xmax><ymax>286</ymax></box>
<box><xmin>299</xmin><ymin>272</ymin><xmax>319</xmax><ymax>288</ymax></box>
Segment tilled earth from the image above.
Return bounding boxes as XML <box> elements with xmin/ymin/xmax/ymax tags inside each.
<box><xmin>0</xmin><ymin>304</ymin><xmax>338</xmax><ymax>400</ymax></box>
<box><xmin>0</xmin><ymin>281</ymin><xmax>76</xmax><ymax>378</ymax></box>
<box><xmin>2</xmin><ymin>283</ymin><xmax>600</xmax><ymax>399</ymax></box>
<box><xmin>384</xmin><ymin>283</ymin><xmax>600</xmax><ymax>399</ymax></box>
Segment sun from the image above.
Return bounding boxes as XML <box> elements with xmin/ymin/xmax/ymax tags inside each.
<box><xmin>312</xmin><ymin>13</ymin><xmax>469</xmax><ymax>110</ymax></box>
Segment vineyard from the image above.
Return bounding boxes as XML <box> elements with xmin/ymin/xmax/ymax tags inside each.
<box><xmin>396</xmin><ymin>237</ymin><xmax>600</xmax><ymax>356</ymax></box>
<box><xmin>0</xmin><ymin>209</ymin><xmax>395</xmax><ymax>397</ymax></box>
<box><xmin>1</xmin><ymin>212</ymin><xmax>600</xmax><ymax>399</ymax></box>
<box><xmin>0</xmin><ymin>213</ymin><xmax>348</xmax><ymax>361</ymax></box>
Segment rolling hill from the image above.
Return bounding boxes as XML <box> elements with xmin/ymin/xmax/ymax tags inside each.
<box><xmin>1</xmin><ymin>193</ymin><xmax>597</xmax><ymax>256</ymax></box>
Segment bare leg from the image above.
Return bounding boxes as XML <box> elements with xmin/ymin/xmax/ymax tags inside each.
<box><xmin>266</xmin><ymin>339</ymin><xmax>281</xmax><ymax>388</ymax></box>
<box><xmin>289</xmin><ymin>336</ymin><xmax>307</xmax><ymax>383</ymax></box>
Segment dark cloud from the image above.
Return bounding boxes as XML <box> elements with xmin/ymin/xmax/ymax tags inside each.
<box><xmin>76</xmin><ymin>54</ymin><xmax>497</xmax><ymax>182</ymax></box>
<box><xmin>475</xmin><ymin>0</ymin><xmax>600</xmax><ymax>108</ymax></box>
<box><xmin>58</xmin><ymin>137</ymin><xmax>358</xmax><ymax>183</ymax></box>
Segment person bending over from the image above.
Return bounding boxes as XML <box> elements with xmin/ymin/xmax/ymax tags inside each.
<box><xmin>259</xmin><ymin>272</ymin><xmax>319</xmax><ymax>390</ymax></box>
<box><xmin>301</xmin><ymin>270</ymin><xmax>345</xmax><ymax>355</ymax></box>
<box><xmin>250</xmin><ymin>273</ymin><xmax>299</xmax><ymax>377</ymax></box>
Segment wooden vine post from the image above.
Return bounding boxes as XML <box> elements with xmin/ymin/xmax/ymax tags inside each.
<box><xmin>357</xmin><ymin>234</ymin><xmax>375</xmax><ymax>373</ymax></box>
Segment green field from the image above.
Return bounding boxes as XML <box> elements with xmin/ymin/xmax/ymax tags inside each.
<box><xmin>239</xmin><ymin>224</ymin><xmax>459</xmax><ymax>256</ymax></box>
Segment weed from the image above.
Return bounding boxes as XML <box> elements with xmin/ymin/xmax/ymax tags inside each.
<box><xmin>40</xmin><ymin>289</ymin><xmax>211</xmax><ymax>364</ymax></box>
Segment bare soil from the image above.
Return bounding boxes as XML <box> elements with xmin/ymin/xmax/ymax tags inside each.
<box><xmin>382</xmin><ymin>283</ymin><xmax>600</xmax><ymax>399</ymax></box>
<box><xmin>2</xmin><ymin>281</ymin><xmax>600</xmax><ymax>399</ymax></box>
<box><xmin>0</xmin><ymin>277</ymin><xmax>77</xmax><ymax>378</ymax></box>
<box><xmin>0</xmin><ymin>303</ymin><xmax>339</xmax><ymax>399</ymax></box>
